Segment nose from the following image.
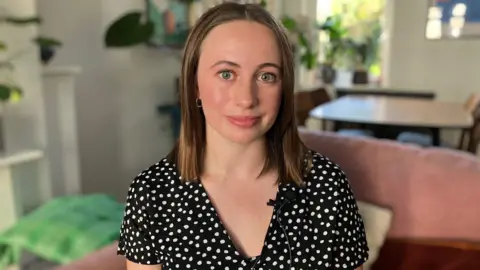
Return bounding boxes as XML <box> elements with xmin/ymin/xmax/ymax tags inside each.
<box><xmin>232</xmin><ymin>77</ymin><xmax>258</xmax><ymax>108</ymax></box>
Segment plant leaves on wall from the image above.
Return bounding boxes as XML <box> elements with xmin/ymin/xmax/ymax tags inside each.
<box><xmin>0</xmin><ymin>84</ymin><xmax>22</xmax><ymax>102</ymax></box>
<box><xmin>104</xmin><ymin>12</ymin><xmax>154</xmax><ymax>47</ymax></box>
<box><xmin>0</xmin><ymin>13</ymin><xmax>62</xmax><ymax>102</ymax></box>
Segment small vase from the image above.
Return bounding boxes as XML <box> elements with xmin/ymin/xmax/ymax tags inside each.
<box><xmin>40</xmin><ymin>46</ymin><xmax>56</xmax><ymax>65</ymax></box>
<box><xmin>352</xmin><ymin>69</ymin><xmax>369</xmax><ymax>85</ymax></box>
<box><xmin>320</xmin><ymin>64</ymin><xmax>337</xmax><ymax>85</ymax></box>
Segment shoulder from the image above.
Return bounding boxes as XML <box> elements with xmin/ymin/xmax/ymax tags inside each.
<box><xmin>305</xmin><ymin>150</ymin><xmax>347</xmax><ymax>182</ymax></box>
<box><xmin>303</xmin><ymin>150</ymin><xmax>353</xmax><ymax>202</ymax></box>
<box><xmin>125</xmin><ymin>157</ymin><xmax>180</xmax><ymax>203</ymax></box>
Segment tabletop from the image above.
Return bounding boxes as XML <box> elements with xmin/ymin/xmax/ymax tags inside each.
<box><xmin>309</xmin><ymin>96</ymin><xmax>473</xmax><ymax>128</ymax></box>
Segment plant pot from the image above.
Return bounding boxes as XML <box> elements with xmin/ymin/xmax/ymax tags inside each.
<box><xmin>40</xmin><ymin>46</ymin><xmax>56</xmax><ymax>65</ymax></box>
<box><xmin>352</xmin><ymin>69</ymin><xmax>369</xmax><ymax>85</ymax></box>
<box><xmin>321</xmin><ymin>64</ymin><xmax>337</xmax><ymax>85</ymax></box>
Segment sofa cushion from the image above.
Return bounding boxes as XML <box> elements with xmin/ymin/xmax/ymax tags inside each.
<box><xmin>0</xmin><ymin>194</ymin><xmax>124</xmax><ymax>268</ymax></box>
<box><xmin>357</xmin><ymin>201</ymin><xmax>393</xmax><ymax>270</ymax></box>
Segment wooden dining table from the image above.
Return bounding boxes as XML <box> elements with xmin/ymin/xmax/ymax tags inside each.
<box><xmin>309</xmin><ymin>96</ymin><xmax>474</xmax><ymax>146</ymax></box>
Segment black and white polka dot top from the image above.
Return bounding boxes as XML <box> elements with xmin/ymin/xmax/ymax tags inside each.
<box><xmin>117</xmin><ymin>151</ymin><xmax>369</xmax><ymax>269</ymax></box>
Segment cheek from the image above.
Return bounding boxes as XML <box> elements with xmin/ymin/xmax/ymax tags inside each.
<box><xmin>197</xmin><ymin>75</ymin><xmax>230</xmax><ymax>113</ymax></box>
<box><xmin>260</xmin><ymin>86</ymin><xmax>282</xmax><ymax>115</ymax></box>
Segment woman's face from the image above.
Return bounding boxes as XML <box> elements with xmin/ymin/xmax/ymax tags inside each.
<box><xmin>197</xmin><ymin>20</ymin><xmax>282</xmax><ymax>144</ymax></box>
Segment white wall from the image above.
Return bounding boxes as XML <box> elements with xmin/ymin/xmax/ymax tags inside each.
<box><xmin>385</xmin><ymin>0</ymin><xmax>480</xmax><ymax>103</ymax></box>
<box><xmin>38</xmin><ymin>0</ymin><xmax>180</xmax><ymax>200</ymax></box>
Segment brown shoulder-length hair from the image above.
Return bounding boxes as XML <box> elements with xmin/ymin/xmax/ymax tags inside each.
<box><xmin>168</xmin><ymin>2</ymin><xmax>311</xmax><ymax>186</ymax></box>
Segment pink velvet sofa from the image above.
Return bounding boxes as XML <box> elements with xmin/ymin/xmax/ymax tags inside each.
<box><xmin>55</xmin><ymin>129</ymin><xmax>480</xmax><ymax>270</ymax></box>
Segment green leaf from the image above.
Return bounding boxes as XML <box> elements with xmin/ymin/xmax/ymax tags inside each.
<box><xmin>3</xmin><ymin>16</ymin><xmax>42</xmax><ymax>25</ymax></box>
<box><xmin>0</xmin><ymin>84</ymin><xmax>12</xmax><ymax>101</ymax></box>
<box><xmin>33</xmin><ymin>36</ymin><xmax>63</xmax><ymax>47</ymax></box>
<box><xmin>9</xmin><ymin>86</ymin><xmax>23</xmax><ymax>102</ymax></box>
<box><xmin>0</xmin><ymin>41</ymin><xmax>6</xmax><ymax>51</ymax></box>
<box><xmin>301</xmin><ymin>50</ymin><xmax>318</xmax><ymax>70</ymax></box>
<box><xmin>298</xmin><ymin>33</ymin><xmax>309</xmax><ymax>48</ymax></box>
<box><xmin>0</xmin><ymin>84</ymin><xmax>23</xmax><ymax>102</ymax></box>
<box><xmin>104</xmin><ymin>11</ymin><xmax>154</xmax><ymax>47</ymax></box>
<box><xmin>259</xmin><ymin>0</ymin><xmax>267</xmax><ymax>8</ymax></box>
<box><xmin>281</xmin><ymin>16</ymin><xmax>297</xmax><ymax>32</ymax></box>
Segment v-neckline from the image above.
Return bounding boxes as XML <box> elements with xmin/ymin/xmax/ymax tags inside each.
<box><xmin>197</xmin><ymin>181</ymin><xmax>281</xmax><ymax>261</ymax></box>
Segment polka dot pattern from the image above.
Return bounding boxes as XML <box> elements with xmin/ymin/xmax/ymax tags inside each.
<box><xmin>117</xmin><ymin>151</ymin><xmax>369</xmax><ymax>269</ymax></box>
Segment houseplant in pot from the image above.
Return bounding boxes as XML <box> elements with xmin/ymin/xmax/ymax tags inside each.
<box><xmin>318</xmin><ymin>15</ymin><xmax>347</xmax><ymax>85</ymax></box>
<box><xmin>347</xmin><ymin>19</ymin><xmax>381</xmax><ymax>85</ymax></box>
<box><xmin>0</xmin><ymin>14</ymin><xmax>63</xmax><ymax>65</ymax></box>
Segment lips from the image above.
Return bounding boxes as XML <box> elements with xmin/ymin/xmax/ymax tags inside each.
<box><xmin>226</xmin><ymin>116</ymin><xmax>260</xmax><ymax>128</ymax></box>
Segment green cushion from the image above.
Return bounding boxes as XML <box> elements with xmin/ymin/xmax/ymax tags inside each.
<box><xmin>0</xmin><ymin>194</ymin><xmax>124</xmax><ymax>268</ymax></box>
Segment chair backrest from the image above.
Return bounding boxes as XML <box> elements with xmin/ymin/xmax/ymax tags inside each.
<box><xmin>464</xmin><ymin>92</ymin><xmax>480</xmax><ymax>113</ymax></box>
<box><xmin>294</xmin><ymin>87</ymin><xmax>331</xmax><ymax>126</ymax></box>
<box><xmin>467</xmin><ymin>103</ymin><xmax>480</xmax><ymax>154</ymax></box>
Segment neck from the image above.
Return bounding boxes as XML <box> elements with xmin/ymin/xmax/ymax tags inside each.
<box><xmin>203</xmin><ymin>128</ymin><xmax>267</xmax><ymax>182</ymax></box>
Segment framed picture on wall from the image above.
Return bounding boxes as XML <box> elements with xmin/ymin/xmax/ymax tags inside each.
<box><xmin>145</xmin><ymin>0</ymin><xmax>191</xmax><ymax>48</ymax></box>
<box><xmin>144</xmin><ymin>0</ymin><xmax>280</xmax><ymax>48</ymax></box>
<box><xmin>426</xmin><ymin>0</ymin><xmax>480</xmax><ymax>39</ymax></box>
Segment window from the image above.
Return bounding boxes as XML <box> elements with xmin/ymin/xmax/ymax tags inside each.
<box><xmin>316</xmin><ymin>0</ymin><xmax>385</xmax><ymax>76</ymax></box>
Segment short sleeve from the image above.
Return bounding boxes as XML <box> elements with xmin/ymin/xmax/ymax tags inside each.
<box><xmin>117</xmin><ymin>175</ymin><xmax>162</xmax><ymax>265</ymax></box>
<box><xmin>332</xmin><ymin>170</ymin><xmax>369</xmax><ymax>269</ymax></box>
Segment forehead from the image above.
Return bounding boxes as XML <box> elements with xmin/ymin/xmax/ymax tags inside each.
<box><xmin>199</xmin><ymin>20</ymin><xmax>281</xmax><ymax>66</ymax></box>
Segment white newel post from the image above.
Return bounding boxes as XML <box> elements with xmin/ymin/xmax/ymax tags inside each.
<box><xmin>42</xmin><ymin>66</ymin><xmax>82</xmax><ymax>197</ymax></box>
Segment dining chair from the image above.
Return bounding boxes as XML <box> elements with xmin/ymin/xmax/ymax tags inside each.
<box><xmin>294</xmin><ymin>87</ymin><xmax>331</xmax><ymax>127</ymax></box>
<box><xmin>466</xmin><ymin>104</ymin><xmax>480</xmax><ymax>154</ymax></box>
<box><xmin>295</xmin><ymin>88</ymin><xmax>374</xmax><ymax>138</ymax></box>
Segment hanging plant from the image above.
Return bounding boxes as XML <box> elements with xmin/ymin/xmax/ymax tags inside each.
<box><xmin>104</xmin><ymin>11</ymin><xmax>154</xmax><ymax>47</ymax></box>
<box><xmin>0</xmin><ymin>12</ymin><xmax>62</xmax><ymax>102</ymax></box>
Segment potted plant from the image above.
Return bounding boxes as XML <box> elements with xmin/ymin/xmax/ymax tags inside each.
<box><xmin>104</xmin><ymin>0</ymin><xmax>200</xmax><ymax>48</ymax></box>
<box><xmin>35</xmin><ymin>37</ymin><xmax>63</xmax><ymax>65</ymax></box>
<box><xmin>104</xmin><ymin>11</ymin><xmax>154</xmax><ymax>48</ymax></box>
<box><xmin>318</xmin><ymin>15</ymin><xmax>347</xmax><ymax>84</ymax></box>
<box><xmin>346</xmin><ymin>19</ymin><xmax>381</xmax><ymax>85</ymax></box>
<box><xmin>1</xmin><ymin>12</ymin><xmax>62</xmax><ymax>97</ymax></box>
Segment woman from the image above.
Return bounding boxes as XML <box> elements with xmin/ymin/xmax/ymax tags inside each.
<box><xmin>117</xmin><ymin>2</ymin><xmax>368</xmax><ymax>269</ymax></box>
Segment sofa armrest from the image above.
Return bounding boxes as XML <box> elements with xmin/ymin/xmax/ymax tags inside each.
<box><xmin>53</xmin><ymin>243</ymin><xmax>125</xmax><ymax>270</ymax></box>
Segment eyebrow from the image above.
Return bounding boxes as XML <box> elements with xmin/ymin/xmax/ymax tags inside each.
<box><xmin>210</xmin><ymin>60</ymin><xmax>281</xmax><ymax>70</ymax></box>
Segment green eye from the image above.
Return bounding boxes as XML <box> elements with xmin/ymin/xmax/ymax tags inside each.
<box><xmin>219</xmin><ymin>71</ymin><xmax>233</xmax><ymax>80</ymax></box>
<box><xmin>258</xmin><ymin>72</ymin><xmax>276</xmax><ymax>82</ymax></box>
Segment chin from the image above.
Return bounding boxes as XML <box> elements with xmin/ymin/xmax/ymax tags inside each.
<box><xmin>222</xmin><ymin>129</ymin><xmax>265</xmax><ymax>144</ymax></box>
